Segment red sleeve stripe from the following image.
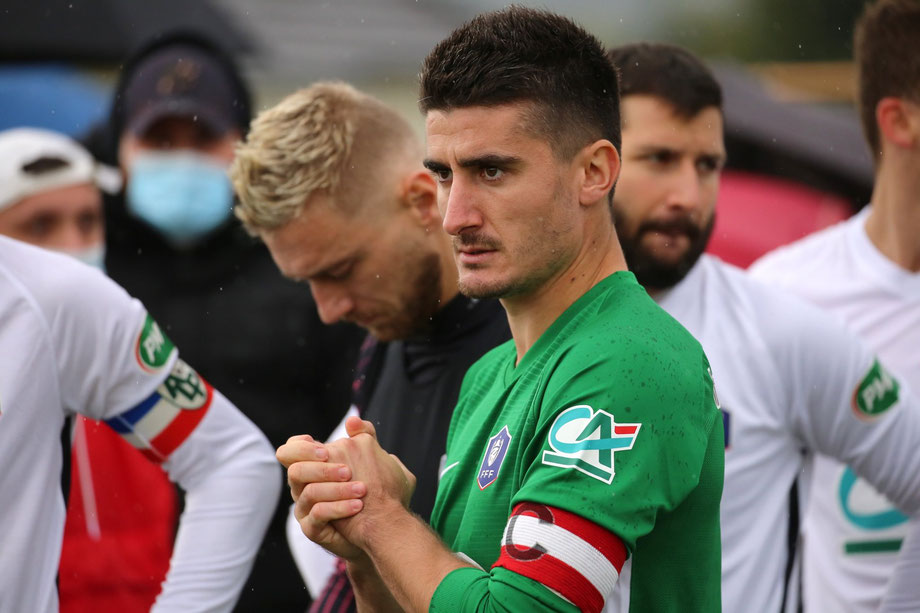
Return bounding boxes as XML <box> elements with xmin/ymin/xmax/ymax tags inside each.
<box><xmin>105</xmin><ymin>361</ymin><xmax>213</xmax><ymax>462</ymax></box>
<box><xmin>493</xmin><ymin>503</ymin><xmax>627</xmax><ymax>613</ymax></box>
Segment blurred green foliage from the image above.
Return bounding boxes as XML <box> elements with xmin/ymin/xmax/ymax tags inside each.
<box><xmin>663</xmin><ymin>0</ymin><xmax>867</xmax><ymax>62</ymax></box>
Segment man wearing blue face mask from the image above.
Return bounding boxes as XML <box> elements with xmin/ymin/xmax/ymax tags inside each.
<box><xmin>116</xmin><ymin>43</ymin><xmax>241</xmax><ymax>247</ymax></box>
<box><xmin>87</xmin><ymin>32</ymin><xmax>366</xmax><ymax>611</ymax></box>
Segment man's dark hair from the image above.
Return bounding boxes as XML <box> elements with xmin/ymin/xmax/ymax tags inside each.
<box><xmin>854</xmin><ymin>0</ymin><xmax>920</xmax><ymax>161</ymax></box>
<box><xmin>419</xmin><ymin>6</ymin><xmax>620</xmax><ymax>160</ymax></box>
<box><xmin>607</xmin><ymin>43</ymin><xmax>722</xmax><ymax>119</ymax></box>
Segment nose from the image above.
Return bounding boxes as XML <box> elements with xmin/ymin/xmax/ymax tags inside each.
<box><xmin>666</xmin><ymin>161</ymin><xmax>703</xmax><ymax>213</ymax></box>
<box><xmin>54</xmin><ymin>220</ymin><xmax>94</xmax><ymax>252</ymax></box>
<box><xmin>440</xmin><ymin>176</ymin><xmax>483</xmax><ymax>237</ymax></box>
<box><xmin>309</xmin><ymin>281</ymin><xmax>354</xmax><ymax>324</ymax></box>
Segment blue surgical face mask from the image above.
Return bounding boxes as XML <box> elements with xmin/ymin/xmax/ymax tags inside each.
<box><xmin>126</xmin><ymin>151</ymin><xmax>234</xmax><ymax>247</ymax></box>
<box><xmin>59</xmin><ymin>243</ymin><xmax>106</xmax><ymax>271</ymax></box>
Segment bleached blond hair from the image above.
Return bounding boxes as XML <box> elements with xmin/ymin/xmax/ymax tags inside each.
<box><xmin>230</xmin><ymin>81</ymin><xmax>419</xmax><ymax>233</ymax></box>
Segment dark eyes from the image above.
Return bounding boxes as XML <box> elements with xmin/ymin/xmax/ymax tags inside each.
<box><xmin>647</xmin><ymin>151</ymin><xmax>677</xmax><ymax>165</ymax></box>
<box><xmin>482</xmin><ymin>167</ymin><xmax>503</xmax><ymax>181</ymax></box>
<box><xmin>431</xmin><ymin>167</ymin><xmax>504</xmax><ymax>183</ymax></box>
<box><xmin>645</xmin><ymin>151</ymin><xmax>722</xmax><ymax>174</ymax></box>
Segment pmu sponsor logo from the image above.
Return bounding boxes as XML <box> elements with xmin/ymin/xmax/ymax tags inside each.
<box><xmin>477</xmin><ymin>425</ymin><xmax>512</xmax><ymax>490</ymax></box>
<box><xmin>135</xmin><ymin>313</ymin><xmax>176</xmax><ymax>373</ymax></box>
<box><xmin>542</xmin><ymin>405</ymin><xmax>640</xmax><ymax>484</ymax></box>
<box><xmin>852</xmin><ymin>359</ymin><xmax>899</xmax><ymax>420</ymax></box>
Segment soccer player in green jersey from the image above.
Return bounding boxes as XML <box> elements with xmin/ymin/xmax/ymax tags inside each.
<box><xmin>277</xmin><ymin>7</ymin><xmax>724</xmax><ymax>612</ymax></box>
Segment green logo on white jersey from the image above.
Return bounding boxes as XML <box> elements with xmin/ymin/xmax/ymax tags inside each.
<box><xmin>135</xmin><ymin>313</ymin><xmax>175</xmax><ymax>372</ymax></box>
<box><xmin>542</xmin><ymin>405</ymin><xmax>640</xmax><ymax>484</ymax></box>
<box><xmin>852</xmin><ymin>359</ymin><xmax>899</xmax><ymax>419</ymax></box>
<box><xmin>159</xmin><ymin>359</ymin><xmax>209</xmax><ymax>409</ymax></box>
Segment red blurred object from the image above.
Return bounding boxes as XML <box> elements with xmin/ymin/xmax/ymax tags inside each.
<box><xmin>59</xmin><ymin>418</ymin><xmax>177</xmax><ymax>613</ymax></box>
<box><xmin>707</xmin><ymin>170</ymin><xmax>855</xmax><ymax>268</ymax></box>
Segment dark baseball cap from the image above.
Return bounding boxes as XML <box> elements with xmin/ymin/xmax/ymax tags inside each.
<box><xmin>122</xmin><ymin>43</ymin><xmax>240</xmax><ymax>137</ymax></box>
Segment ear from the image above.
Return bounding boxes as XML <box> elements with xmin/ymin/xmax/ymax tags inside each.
<box><xmin>400</xmin><ymin>170</ymin><xmax>440</xmax><ymax>228</ymax></box>
<box><xmin>877</xmin><ymin>97</ymin><xmax>920</xmax><ymax>151</ymax></box>
<box><xmin>577</xmin><ymin>139</ymin><xmax>620</xmax><ymax>208</ymax></box>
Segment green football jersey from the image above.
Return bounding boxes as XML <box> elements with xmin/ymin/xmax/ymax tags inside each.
<box><xmin>430</xmin><ymin>272</ymin><xmax>723</xmax><ymax>612</ymax></box>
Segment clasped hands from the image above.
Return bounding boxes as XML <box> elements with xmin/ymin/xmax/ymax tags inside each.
<box><xmin>277</xmin><ymin>416</ymin><xmax>417</xmax><ymax>561</ymax></box>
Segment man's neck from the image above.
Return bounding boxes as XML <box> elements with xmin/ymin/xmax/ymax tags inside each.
<box><xmin>503</xmin><ymin>224</ymin><xmax>627</xmax><ymax>363</ymax></box>
<box><xmin>865</xmin><ymin>153</ymin><xmax>920</xmax><ymax>272</ymax></box>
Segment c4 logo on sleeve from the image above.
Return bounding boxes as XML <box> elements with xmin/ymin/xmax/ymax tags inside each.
<box><xmin>852</xmin><ymin>359</ymin><xmax>900</xmax><ymax>420</ymax></box>
<box><xmin>542</xmin><ymin>405</ymin><xmax>640</xmax><ymax>484</ymax></box>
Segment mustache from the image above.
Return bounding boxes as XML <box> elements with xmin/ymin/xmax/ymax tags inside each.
<box><xmin>453</xmin><ymin>232</ymin><xmax>501</xmax><ymax>251</ymax></box>
<box><xmin>637</xmin><ymin>215</ymin><xmax>702</xmax><ymax>240</ymax></box>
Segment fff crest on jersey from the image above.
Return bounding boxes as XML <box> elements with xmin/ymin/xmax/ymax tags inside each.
<box><xmin>542</xmin><ymin>405</ymin><xmax>640</xmax><ymax>484</ymax></box>
<box><xmin>477</xmin><ymin>425</ymin><xmax>512</xmax><ymax>490</ymax></box>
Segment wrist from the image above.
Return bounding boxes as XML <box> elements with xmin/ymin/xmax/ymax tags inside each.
<box><xmin>362</xmin><ymin>504</ymin><xmax>418</xmax><ymax>559</ymax></box>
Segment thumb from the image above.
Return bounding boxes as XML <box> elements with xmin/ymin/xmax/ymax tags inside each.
<box><xmin>345</xmin><ymin>416</ymin><xmax>377</xmax><ymax>439</ymax></box>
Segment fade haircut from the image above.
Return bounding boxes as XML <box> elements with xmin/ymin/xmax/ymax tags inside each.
<box><xmin>854</xmin><ymin>0</ymin><xmax>920</xmax><ymax>160</ymax></box>
<box><xmin>608</xmin><ymin>43</ymin><xmax>722</xmax><ymax>119</ymax></box>
<box><xmin>230</xmin><ymin>82</ymin><xmax>420</xmax><ymax>234</ymax></box>
<box><xmin>419</xmin><ymin>6</ymin><xmax>620</xmax><ymax>160</ymax></box>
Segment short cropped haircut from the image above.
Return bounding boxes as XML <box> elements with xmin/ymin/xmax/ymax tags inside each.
<box><xmin>230</xmin><ymin>82</ymin><xmax>419</xmax><ymax>233</ymax></box>
<box><xmin>607</xmin><ymin>43</ymin><xmax>722</xmax><ymax>119</ymax></box>
<box><xmin>419</xmin><ymin>6</ymin><xmax>620</xmax><ymax>160</ymax></box>
<box><xmin>854</xmin><ymin>0</ymin><xmax>920</xmax><ymax>159</ymax></box>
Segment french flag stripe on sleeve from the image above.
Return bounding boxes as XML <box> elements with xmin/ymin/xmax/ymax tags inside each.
<box><xmin>494</xmin><ymin>502</ymin><xmax>627</xmax><ymax>613</ymax></box>
<box><xmin>105</xmin><ymin>392</ymin><xmax>161</xmax><ymax>433</ymax></box>
<box><xmin>104</xmin><ymin>361</ymin><xmax>214</xmax><ymax>462</ymax></box>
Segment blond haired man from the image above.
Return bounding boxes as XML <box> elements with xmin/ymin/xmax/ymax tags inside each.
<box><xmin>230</xmin><ymin>81</ymin><xmax>509</xmax><ymax>611</ymax></box>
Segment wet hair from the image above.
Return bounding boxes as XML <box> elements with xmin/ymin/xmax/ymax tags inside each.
<box><xmin>607</xmin><ymin>42</ymin><xmax>722</xmax><ymax>119</ymax></box>
<box><xmin>230</xmin><ymin>82</ymin><xmax>420</xmax><ymax>233</ymax></box>
<box><xmin>854</xmin><ymin>0</ymin><xmax>920</xmax><ymax>160</ymax></box>
<box><xmin>419</xmin><ymin>6</ymin><xmax>620</xmax><ymax>160</ymax></box>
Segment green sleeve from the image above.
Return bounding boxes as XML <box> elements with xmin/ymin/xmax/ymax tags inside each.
<box><xmin>515</xmin><ymin>342</ymin><xmax>719</xmax><ymax>552</ymax></box>
<box><xmin>431</xmin><ymin>567</ymin><xmax>581</xmax><ymax>613</ymax></box>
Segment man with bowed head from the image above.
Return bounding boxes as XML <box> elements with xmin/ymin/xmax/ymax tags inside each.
<box><xmin>278</xmin><ymin>7</ymin><xmax>724</xmax><ymax>612</ymax></box>
<box><xmin>229</xmin><ymin>81</ymin><xmax>511</xmax><ymax>611</ymax></box>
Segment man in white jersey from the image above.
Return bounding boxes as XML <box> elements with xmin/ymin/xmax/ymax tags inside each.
<box><xmin>608</xmin><ymin>42</ymin><xmax>920</xmax><ymax>612</ymax></box>
<box><xmin>0</xmin><ymin>236</ymin><xmax>280</xmax><ymax>612</ymax></box>
<box><xmin>750</xmin><ymin>1</ymin><xmax>920</xmax><ymax>610</ymax></box>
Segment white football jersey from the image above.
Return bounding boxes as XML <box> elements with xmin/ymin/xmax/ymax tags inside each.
<box><xmin>751</xmin><ymin>207</ymin><xmax>920</xmax><ymax>612</ymax></box>
<box><xmin>653</xmin><ymin>254</ymin><xmax>920</xmax><ymax>613</ymax></box>
<box><xmin>0</xmin><ymin>236</ymin><xmax>279</xmax><ymax>613</ymax></box>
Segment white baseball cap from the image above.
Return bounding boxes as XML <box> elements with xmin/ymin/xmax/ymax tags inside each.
<box><xmin>0</xmin><ymin>127</ymin><xmax>121</xmax><ymax>212</ymax></box>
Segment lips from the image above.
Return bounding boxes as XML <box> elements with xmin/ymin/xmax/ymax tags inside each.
<box><xmin>456</xmin><ymin>247</ymin><xmax>496</xmax><ymax>266</ymax></box>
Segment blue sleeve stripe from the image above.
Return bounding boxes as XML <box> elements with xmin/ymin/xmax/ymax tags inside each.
<box><xmin>105</xmin><ymin>391</ymin><xmax>161</xmax><ymax>433</ymax></box>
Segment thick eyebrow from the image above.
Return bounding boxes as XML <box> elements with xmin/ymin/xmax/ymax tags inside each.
<box><xmin>423</xmin><ymin>154</ymin><xmax>523</xmax><ymax>173</ymax></box>
<box><xmin>457</xmin><ymin>153</ymin><xmax>522</xmax><ymax>169</ymax></box>
<box><xmin>423</xmin><ymin>158</ymin><xmax>449</xmax><ymax>173</ymax></box>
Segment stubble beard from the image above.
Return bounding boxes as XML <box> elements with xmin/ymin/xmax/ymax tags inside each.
<box><xmin>368</xmin><ymin>250</ymin><xmax>444</xmax><ymax>341</ymax></box>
